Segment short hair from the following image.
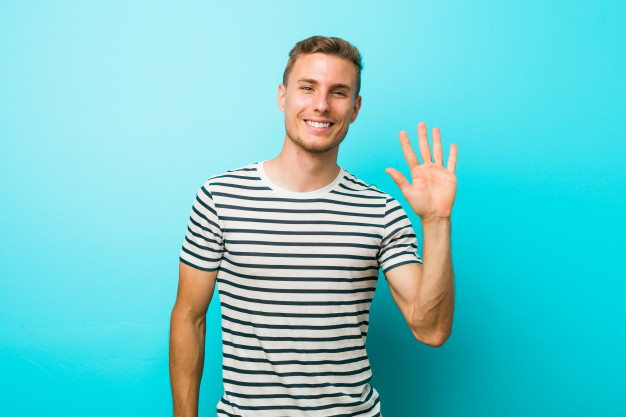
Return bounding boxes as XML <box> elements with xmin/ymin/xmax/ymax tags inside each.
<box><xmin>283</xmin><ymin>35</ymin><xmax>363</xmax><ymax>96</ymax></box>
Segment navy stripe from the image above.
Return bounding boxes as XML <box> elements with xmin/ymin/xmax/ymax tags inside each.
<box><xmin>221</xmin><ymin>302</ymin><xmax>371</xmax><ymax>319</ymax></box>
<box><xmin>215</xmin><ymin>203</ymin><xmax>384</xmax><ymax>218</ymax></box>
<box><xmin>218</xmin><ymin>277</ymin><xmax>376</xmax><ymax>294</ymax></box>
<box><xmin>223</xmin><ymin>228</ymin><xmax>381</xmax><ymax>238</ymax></box>
<box><xmin>228</xmin><ymin>166</ymin><xmax>258</xmax><ymax>172</ymax></box>
<box><xmin>184</xmin><ymin>235</ymin><xmax>222</xmax><ymax>253</ymax></box>
<box><xmin>377</xmin><ymin>242</ymin><xmax>418</xmax><ymax>259</ymax></box>
<box><xmin>210</xmin><ymin>173</ymin><xmax>260</xmax><ymax>181</ymax></box>
<box><xmin>337</xmin><ymin>182</ymin><xmax>360</xmax><ymax>192</ymax></box>
<box><xmin>181</xmin><ymin>246</ymin><xmax>222</xmax><ymax>263</ymax></box>
<box><xmin>343</xmin><ymin>176</ymin><xmax>384</xmax><ymax>194</ymax></box>
<box><xmin>225</xmin><ymin>390</ymin><xmax>359</xmax><ymax>400</ymax></box>
<box><xmin>222</xmin><ymin>352</ymin><xmax>369</xmax><ymax>366</ymax></box>
<box><xmin>218</xmin><ymin>266</ymin><xmax>379</xmax><ymax>283</ymax></box>
<box><xmin>222</xmin><ymin>340</ymin><xmax>365</xmax><ymax>355</ymax></box>
<box><xmin>219</xmin><ymin>392</ymin><xmax>373</xmax><ymax>411</ymax></box>
<box><xmin>190</xmin><ymin>206</ymin><xmax>220</xmax><ymax>231</ymax></box>
<box><xmin>330</xmin><ymin>189</ymin><xmax>386</xmax><ymax>199</ymax></box>
<box><xmin>212</xmin><ymin>191</ymin><xmax>385</xmax><ymax>207</ymax></box>
<box><xmin>179</xmin><ymin>257</ymin><xmax>219</xmax><ymax>271</ymax></box>
<box><xmin>221</xmin><ymin>256</ymin><xmax>379</xmax><ymax>271</ymax></box>
<box><xmin>219</xmin><ymin>290</ymin><xmax>373</xmax><ymax>307</ymax></box>
<box><xmin>380</xmin><ymin>250</ymin><xmax>416</xmax><ymax>264</ymax></box>
<box><xmin>222</xmin><ymin>375</ymin><xmax>371</xmax><ymax>388</ymax></box>
<box><xmin>382</xmin><ymin>259</ymin><xmax>422</xmax><ymax>274</ymax></box>
<box><xmin>222</xmin><ymin>327</ymin><xmax>366</xmax><ymax>343</ymax></box>
<box><xmin>381</xmin><ymin>224</ymin><xmax>414</xmax><ymax>244</ymax></box>
<box><xmin>211</xmin><ymin>182</ymin><xmax>272</xmax><ymax>191</ymax></box>
<box><xmin>196</xmin><ymin>187</ymin><xmax>218</xmax><ymax>215</ymax></box>
<box><xmin>384</xmin><ymin>203</ymin><xmax>402</xmax><ymax>216</ymax></box>
<box><xmin>385</xmin><ymin>213</ymin><xmax>409</xmax><ymax>229</ymax></box>
<box><xmin>384</xmin><ymin>233</ymin><xmax>418</xmax><ymax>247</ymax></box>
<box><xmin>222</xmin><ymin>364</ymin><xmax>370</xmax><ymax>378</ymax></box>
<box><xmin>224</xmin><ymin>239</ymin><xmax>379</xmax><ymax>249</ymax></box>
<box><xmin>222</xmin><ymin>314</ymin><xmax>369</xmax><ymax>331</ymax></box>
<box><xmin>221</xmin><ymin>216</ymin><xmax>382</xmax><ymax>228</ymax></box>
<box><xmin>225</xmin><ymin>250</ymin><xmax>377</xmax><ymax>261</ymax></box>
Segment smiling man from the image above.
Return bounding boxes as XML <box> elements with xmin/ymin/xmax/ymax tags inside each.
<box><xmin>170</xmin><ymin>36</ymin><xmax>457</xmax><ymax>417</ymax></box>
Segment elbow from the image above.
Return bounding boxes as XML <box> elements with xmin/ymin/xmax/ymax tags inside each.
<box><xmin>170</xmin><ymin>303</ymin><xmax>207</xmax><ymax>331</ymax></box>
<box><xmin>408</xmin><ymin>300</ymin><xmax>454</xmax><ymax>347</ymax></box>
<box><xmin>427</xmin><ymin>332</ymin><xmax>451</xmax><ymax>348</ymax></box>
<box><xmin>411</xmin><ymin>327</ymin><xmax>451</xmax><ymax>348</ymax></box>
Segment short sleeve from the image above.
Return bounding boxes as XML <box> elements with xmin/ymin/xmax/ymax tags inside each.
<box><xmin>179</xmin><ymin>184</ymin><xmax>224</xmax><ymax>271</ymax></box>
<box><xmin>377</xmin><ymin>197</ymin><xmax>422</xmax><ymax>273</ymax></box>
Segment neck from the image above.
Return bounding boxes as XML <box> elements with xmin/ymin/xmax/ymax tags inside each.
<box><xmin>263</xmin><ymin>136</ymin><xmax>341</xmax><ymax>193</ymax></box>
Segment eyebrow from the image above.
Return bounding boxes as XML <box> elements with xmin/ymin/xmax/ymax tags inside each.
<box><xmin>297</xmin><ymin>78</ymin><xmax>352</xmax><ymax>91</ymax></box>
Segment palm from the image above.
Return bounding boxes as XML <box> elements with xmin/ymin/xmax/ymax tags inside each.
<box><xmin>386</xmin><ymin>122</ymin><xmax>458</xmax><ymax>222</ymax></box>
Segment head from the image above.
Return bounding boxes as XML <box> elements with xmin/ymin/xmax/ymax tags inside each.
<box><xmin>283</xmin><ymin>36</ymin><xmax>363</xmax><ymax>97</ymax></box>
<box><xmin>278</xmin><ymin>36</ymin><xmax>363</xmax><ymax>155</ymax></box>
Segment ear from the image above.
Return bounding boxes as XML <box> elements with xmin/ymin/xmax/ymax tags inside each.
<box><xmin>277</xmin><ymin>84</ymin><xmax>286</xmax><ymax>112</ymax></box>
<box><xmin>349</xmin><ymin>95</ymin><xmax>362</xmax><ymax>124</ymax></box>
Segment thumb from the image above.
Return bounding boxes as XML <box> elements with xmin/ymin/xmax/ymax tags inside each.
<box><xmin>385</xmin><ymin>167</ymin><xmax>410</xmax><ymax>191</ymax></box>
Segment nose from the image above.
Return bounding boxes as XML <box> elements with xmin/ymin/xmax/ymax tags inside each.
<box><xmin>312</xmin><ymin>92</ymin><xmax>330</xmax><ymax>113</ymax></box>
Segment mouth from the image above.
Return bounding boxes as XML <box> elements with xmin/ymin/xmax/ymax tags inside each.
<box><xmin>304</xmin><ymin>119</ymin><xmax>334</xmax><ymax>130</ymax></box>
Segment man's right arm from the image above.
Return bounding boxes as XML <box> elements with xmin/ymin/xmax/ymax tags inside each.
<box><xmin>169</xmin><ymin>261</ymin><xmax>218</xmax><ymax>417</ymax></box>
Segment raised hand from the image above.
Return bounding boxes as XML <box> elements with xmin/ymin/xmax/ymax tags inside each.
<box><xmin>386</xmin><ymin>122</ymin><xmax>457</xmax><ymax>223</ymax></box>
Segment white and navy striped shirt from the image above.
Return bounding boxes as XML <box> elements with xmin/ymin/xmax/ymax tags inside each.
<box><xmin>180</xmin><ymin>162</ymin><xmax>422</xmax><ymax>417</ymax></box>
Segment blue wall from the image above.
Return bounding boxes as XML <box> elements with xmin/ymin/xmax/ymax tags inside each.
<box><xmin>1</xmin><ymin>1</ymin><xmax>624</xmax><ymax>415</ymax></box>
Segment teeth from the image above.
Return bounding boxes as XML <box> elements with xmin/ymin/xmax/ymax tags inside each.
<box><xmin>306</xmin><ymin>120</ymin><xmax>331</xmax><ymax>128</ymax></box>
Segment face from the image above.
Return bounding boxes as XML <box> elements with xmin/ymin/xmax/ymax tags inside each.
<box><xmin>278</xmin><ymin>53</ymin><xmax>362</xmax><ymax>155</ymax></box>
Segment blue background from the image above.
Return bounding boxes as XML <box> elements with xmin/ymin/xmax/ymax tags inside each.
<box><xmin>1</xmin><ymin>1</ymin><xmax>625</xmax><ymax>416</ymax></box>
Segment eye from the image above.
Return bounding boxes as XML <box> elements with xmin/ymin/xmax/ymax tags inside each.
<box><xmin>332</xmin><ymin>91</ymin><xmax>347</xmax><ymax>96</ymax></box>
<box><xmin>300</xmin><ymin>86</ymin><xmax>313</xmax><ymax>91</ymax></box>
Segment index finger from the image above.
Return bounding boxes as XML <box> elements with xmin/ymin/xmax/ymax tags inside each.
<box><xmin>399</xmin><ymin>130</ymin><xmax>420</xmax><ymax>171</ymax></box>
<box><xmin>447</xmin><ymin>143</ymin><xmax>458</xmax><ymax>173</ymax></box>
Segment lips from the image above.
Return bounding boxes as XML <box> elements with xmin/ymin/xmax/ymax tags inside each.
<box><xmin>305</xmin><ymin>120</ymin><xmax>333</xmax><ymax>129</ymax></box>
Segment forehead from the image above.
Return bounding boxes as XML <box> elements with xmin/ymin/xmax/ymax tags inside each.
<box><xmin>288</xmin><ymin>53</ymin><xmax>358</xmax><ymax>88</ymax></box>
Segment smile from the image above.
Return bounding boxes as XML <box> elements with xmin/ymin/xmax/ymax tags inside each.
<box><xmin>305</xmin><ymin>120</ymin><xmax>333</xmax><ymax>128</ymax></box>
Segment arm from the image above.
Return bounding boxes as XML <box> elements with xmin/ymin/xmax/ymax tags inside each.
<box><xmin>169</xmin><ymin>261</ymin><xmax>218</xmax><ymax>417</ymax></box>
<box><xmin>385</xmin><ymin>122</ymin><xmax>457</xmax><ymax>347</ymax></box>
<box><xmin>385</xmin><ymin>219</ymin><xmax>454</xmax><ymax>347</ymax></box>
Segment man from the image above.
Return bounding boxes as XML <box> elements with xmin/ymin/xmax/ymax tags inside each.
<box><xmin>170</xmin><ymin>35</ymin><xmax>457</xmax><ymax>417</ymax></box>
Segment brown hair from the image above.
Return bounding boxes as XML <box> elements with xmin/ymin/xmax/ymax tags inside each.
<box><xmin>283</xmin><ymin>36</ymin><xmax>363</xmax><ymax>96</ymax></box>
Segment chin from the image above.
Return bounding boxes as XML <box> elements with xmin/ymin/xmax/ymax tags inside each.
<box><xmin>292</xmin><ymin>135</ymin><xmax>343</xmax><ymax>154</ymax></box>
<box><xmin>286</xmin><ymin>128</ymin><xmax>347</xmax><ymax>155</ymax></box>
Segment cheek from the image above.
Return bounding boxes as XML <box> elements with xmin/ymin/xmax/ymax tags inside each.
<box><xmin>293</xmin><ymin>95</ymin><xmax>311</xmax><ymax>109</ymax></box>
<box><xmin>338</xmin><ymin>104</ymin><xmax>354</xmax><ymax>120</ymax></box>
<box><xmin>285</xmin><ymin>97</ymin><xmax>303</xmax><ymax>115</ymax></box>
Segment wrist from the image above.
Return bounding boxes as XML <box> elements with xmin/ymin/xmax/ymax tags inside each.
<box><xmin>420</xmin><ymin>216</ymin><xmax>451</xmax><ymax>227</ymax></box>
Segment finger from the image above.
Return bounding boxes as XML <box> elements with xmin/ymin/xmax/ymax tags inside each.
<box><xmin>399</xmin><ymin>130</ymin><xmax>420</xmax><ymax>171</ymax></box>
<box><xmin>446</xmin><ymin>143</ymin><xmax>458</xmax><ymax>173</ymax></box>
<box><xmin>417</xmin><ymin>122</ymin><xmax>432</xmax><ymax>164</ymax></box>
<box><xmin>432</xmin><ymin>127</ymin><xmax>443</xmax><ymax>166</ymax></box>
<box><xmin>385</xmin><ymin>167</ymin><xmax>411</xmax><ymax>191</ymax></box>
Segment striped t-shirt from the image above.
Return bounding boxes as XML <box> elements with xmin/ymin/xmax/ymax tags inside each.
<box><xmin>179</xmin><ymin>162</ymin><xmax>422</xmax><ymax>417</ymax></box>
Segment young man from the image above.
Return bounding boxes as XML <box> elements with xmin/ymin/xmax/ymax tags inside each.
<box><xmin>170</xmin><ymin>36</ymin><xmax>457</xmax><ymax>417</ymax></box>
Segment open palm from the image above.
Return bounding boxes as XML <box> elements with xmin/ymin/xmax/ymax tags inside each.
<box><xmin>386</xmin><ymin>122</ymin><xmax>457</xmax><ymax>223</ymax></box>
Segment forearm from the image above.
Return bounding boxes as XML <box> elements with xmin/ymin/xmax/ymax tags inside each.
<box><xmin>169</xmin><ymin>306</ymin><xmax>206</xmax><ymax>417</ymax></box>
<box><xmin>412</xmin><ymin>218</ymin><xmax>454</xmax><ymax>346</ymax></box>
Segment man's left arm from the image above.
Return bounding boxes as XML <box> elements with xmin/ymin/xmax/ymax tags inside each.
<box><xmin>384</xmin><ymin>122</ymin><xmax>457</xmax><ymax>347</ymax></box>
<box><xmin>384</xmin><ymin>219</ymin><xmax>454</xmax><ymax>347</ymax></box>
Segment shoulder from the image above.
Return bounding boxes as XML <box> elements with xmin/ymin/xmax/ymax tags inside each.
<box><xmin>339</xmin><ymin>169</ymin><xmax>394</xmax><ymax>202</ymax></box>
<box><xmin>338</xmin><ymin>171</ymin><xmax>411</xmax><ymax>220</ymax></box>
<box><xmin>199</xmin><ymin>162</ymin><xmax>264</xmax><ymax>193</ymax></box>
<box><xmin>206</xmin><ymin>162</ymin><xmax>261</xmax><ymax>183</ymax></box>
